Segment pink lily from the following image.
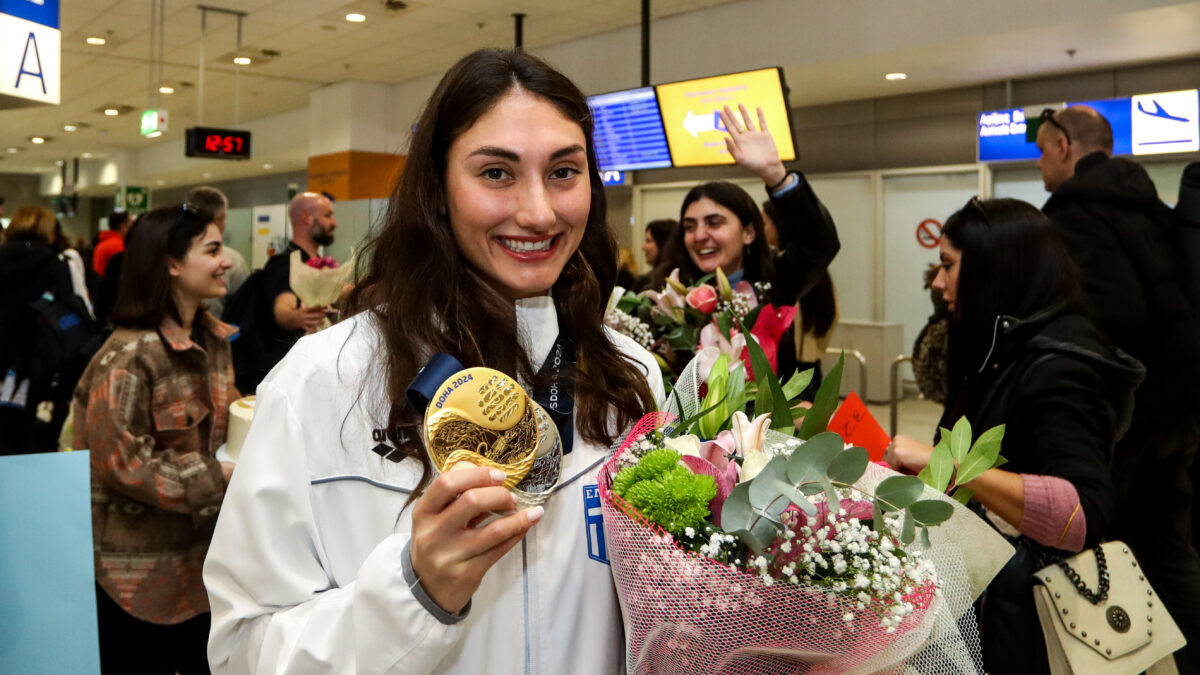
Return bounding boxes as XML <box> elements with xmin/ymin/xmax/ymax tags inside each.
<box><xmin>675</xmin><ymin>430</ymin><xmax>740</xmax><ymax>526</ymax></box>
<box><xmin>732</xmin><ymin>411</ymin><xmax>773</xmax><ymax>481</ymax></box>
<box><xmin>696</xmin><ymin>323</ymin><xmax>746</xmax><ymax>382</ymax></box>
<box><xmin>733</xmin><ymin>280</ymin><xmax>758</xmax><ymax>309</ymax></box>
<box><xmin>642</xmin><ymin>269</ymin><xmax>687</xmax><ymax>323</ymax></box>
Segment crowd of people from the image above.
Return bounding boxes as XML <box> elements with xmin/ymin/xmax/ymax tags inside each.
<box><xmin>2</xmin><ymin>47</ymin><xmax>1200</xmax><ymax>673</ymax></box>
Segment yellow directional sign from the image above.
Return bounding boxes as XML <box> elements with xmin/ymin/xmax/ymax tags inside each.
<box><xmin>656</xmin><ymin>68</ymin><xmax>795</xmax><ymax>168</ymax></box>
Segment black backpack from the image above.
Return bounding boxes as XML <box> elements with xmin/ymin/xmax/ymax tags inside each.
<box><xmin>221</xmin><ymin>268</ymin><xmax>273</xmax><ymax>393</ymax></box>
<box><xmin>0</xmin><ymin>258</ymin><xmax>106</xmax><ymax>454</ymax></box>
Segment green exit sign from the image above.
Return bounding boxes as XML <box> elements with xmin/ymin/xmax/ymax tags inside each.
<box><xmin>140</xmin><ymin>109</ymin><xmax>168</xmax><ymax>137</ymax></box>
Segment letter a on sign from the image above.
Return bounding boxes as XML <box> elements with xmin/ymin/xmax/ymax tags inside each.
<box><xmin>16</xmin><ymin>32</ymin><xmax>47</xmax><ymax>94</ymax></box>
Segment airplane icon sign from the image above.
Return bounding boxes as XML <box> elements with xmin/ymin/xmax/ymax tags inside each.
<box><xmin>1137</xmin><ymin>100</ymin><xmax>1190</xmax><ymax>123</ymax></box>
<box><xmin>1130</xmin><ymin>90</ymin><xmax>1199</xmax><ymax>156</ymax></box>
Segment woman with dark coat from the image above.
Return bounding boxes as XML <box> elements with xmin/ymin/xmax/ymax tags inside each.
<box><xmin>885</xmin><ymin>198</ymin><xmax>1144</xmax><ymax>674</ymax></box>
<box><xmin>647</xmin><ymin>105</ymin><xmax>839</xmax><ymax>378</ymax></box>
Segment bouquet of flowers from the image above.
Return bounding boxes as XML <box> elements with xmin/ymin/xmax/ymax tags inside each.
<box><xmin>606</xmin><ymin>268</ymin><xmax>796</xmax><ymax>383</ymax></box>
<box><xmin>289</xmin><ymin>250</ymin><xmax>355</xmax><ymax>332</ymax></box>
<box><xmin>600</xmin><ymin>331</ymin><xmax>1014</xmax><ymax>674</ymax></box>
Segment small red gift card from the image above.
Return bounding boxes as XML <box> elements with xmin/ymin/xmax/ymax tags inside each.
<box><xmin>828</xmin><ymin>392</ymin><xmax>891</xmax><ymax>462</ymax></box>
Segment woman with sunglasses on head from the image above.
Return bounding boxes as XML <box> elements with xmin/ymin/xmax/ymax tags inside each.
<box><xmin>884</xmin><ymin>198</ymin><xmax>1143</xmax><ymax>674</ymax></box>
<box><xmin>204</xmin><ymin>49</ymin><xmax>663</xmax><ymax>674</ymax></box>
<box><xmin>73</xmin><ymin>204</ymin><xmax>237</xmax><ymax>674</ymax></box>
<box><xmin>648</xmin><ymin>104</ymin><xmax>839</xmax><ymax>378</ymax></box>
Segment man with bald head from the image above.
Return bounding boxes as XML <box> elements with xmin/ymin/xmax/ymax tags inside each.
<box><xmin>1040</xmin><ymin>105</ymin><xmax>1200</xmax><ymax>672</ymax></box>
<box><xmin>240</xmin><ymin>192</ymin><xmax>340</xmax><ymax>391</ymax></box>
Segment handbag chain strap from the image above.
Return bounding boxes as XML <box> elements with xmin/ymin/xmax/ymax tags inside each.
<box><xmin>1056</xmin><ymin>544</ymin><xmax>1109</xmax><ymax>605</ymax></box>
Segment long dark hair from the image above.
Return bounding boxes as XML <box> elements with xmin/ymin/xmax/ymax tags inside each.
<box><xmin>109</xmin><ymin>205</ymin><xmax>210</xmax><ymax>329</ymax></box>
<box><xmin>943</xmin><ymin>198</ymin><xmax>1083</xmax><ymax>404</ymax></box>
<box><xmin>645</xmin><ymin>219</ymin><xmax>676</xmax><ymax>250</ymax></box>
<box><xmin>345</xmin><ymin>48</ymin><xmax>656</xmax><ymax>498</ymax></box>
<box><xmin>800</xmin><ymin>271</ymin><xmax>837</xmax><ymax>337</ymax></box>
<box><xmin>650</xmin><ymin>181</ymin><xmax>774</xmax><ymax>288</ymax></box>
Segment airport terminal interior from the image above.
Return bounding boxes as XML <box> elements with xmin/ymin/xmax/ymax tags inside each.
<box><xmin>4</xmin><ymin>0</ymin><xmax>1200</xmax><ymax>673</ymax></box>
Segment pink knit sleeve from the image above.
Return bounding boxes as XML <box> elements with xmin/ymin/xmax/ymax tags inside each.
<box><xmin>1018</xmin><ymin>474</ymin><xmax>1087</xmax><ymax>552</ymax></box>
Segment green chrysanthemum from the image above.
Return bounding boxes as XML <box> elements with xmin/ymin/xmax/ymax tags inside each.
<box><xmin>612</xmin><ymin>448</ymin><xmax>717</xmax><ymax>536</ymax></box>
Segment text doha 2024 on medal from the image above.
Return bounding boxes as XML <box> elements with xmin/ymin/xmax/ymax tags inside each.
<box><xmin>423</xmin><ymin>367</ymin><xmax>562</xmax><ymax>506</ymax></box>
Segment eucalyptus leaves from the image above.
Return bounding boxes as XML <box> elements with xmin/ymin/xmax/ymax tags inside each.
<box><xmin>720</xmin><ymin>432</ymin><xmax>955</xmax><ymax>553</ymax></box>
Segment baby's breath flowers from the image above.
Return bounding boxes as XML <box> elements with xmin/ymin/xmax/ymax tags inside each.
<box><xmin>604</xmin><ymin>309</ymin><xmax>655</xmax><ymax>349</ymax></box>
<box><xmin>765</xmin><ymin>493</ymin><xmax>939</xmax><ymax>632</ymax></box>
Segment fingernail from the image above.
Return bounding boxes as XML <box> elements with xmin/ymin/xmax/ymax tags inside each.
<box><xmin>526</xmin><ymin>506</ymin><xmax>545</xmax><ymax>524</ymax></box>
<box><xmin>490</xmin><ymin>469</ymin><xmax>506</xmax><ymax>483</ymax></box>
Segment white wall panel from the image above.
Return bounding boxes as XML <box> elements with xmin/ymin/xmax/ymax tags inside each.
<box><xmin>882</xmin><ymin>170</ymin><xmax>981</xmax><ymax>352</ymax></box>
<box><xmin>806</xmin><ymin>174</ymin><xmax>875</xmax><ymax>323</ymax></box>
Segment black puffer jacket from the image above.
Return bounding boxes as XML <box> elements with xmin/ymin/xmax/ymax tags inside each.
<box><xmin>0</xmin><ymin>241</ymin><xmax>69</xmax><ymax>454</ymax></box>
<box><xmin>1043</xmin><ymin>152</ymin><xmax>1200</xmax><ymax>416</ymax></box>
<box><xmin>939</xmin><ymin>308</ymin><xmax>1145</xmax><ymax>674</ymax></box>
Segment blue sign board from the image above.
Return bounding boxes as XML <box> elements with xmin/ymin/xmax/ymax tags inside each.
<box><xmin>588</xmin><ymin>87</ymin><xmax>672</xmax><ymax>172</ymax></box>
<box><xmin>601</xmin><ymin>170</ymin><xmax>625</xmax><ymax>186</ymax></box>
<box><xmin>978</xmin><ymin>90</ymin><xmax>1199</xmax><ymax>162</ymax></box>
<box><xmin>0</xmin><ymin>0</ymin><xmax>59</xmax><ymax>29</ymax></box>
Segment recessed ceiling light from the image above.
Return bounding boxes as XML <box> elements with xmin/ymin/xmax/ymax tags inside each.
<box><xmin>146</xmin><ymin>131</ymin><xmax>163</xmax><ymax>139</ymax></box>
<box><xmin>885</xmin><ymin>72</ymin><xmax>908</xmax><ymax>81</ymax></box>
<box><xmin>63</xmin><ymin>123</ymin><xmax>77</xmax><ymax>132</ymax></box>
<box><xmin>159</xmin><ymin>86</ymin><xmax>175</xmax><ymax>94</ymax></box>
<box><xmin>86</xmin><ymin>37</ymin><xmax>106</xmax><ymax>46</ymax></box>
<box><xmin>30</xmin><ymin>137</ymin><xmax>45</xmax><ymax>144</ymax></box>
<box><xmin>345</xmin><ymin>13</ymin><xmax>366</xmax><ymax>22</ymax></box>
<box><xmin>55</xmin><ymin>160</ymin><xmax>64</xmax><ymax>166</ymax></box>
<box><xmin>263</xmin><ymin>163</ymin><xmax>273</xmax><ymax>170</ymax></box>
<box><xmin>233</xmin><ymin>56</ymin><xmax>251</xmax><ymax>65</ymax></box>
<box><xmin>82</xmin><ymin>152</ymin><xmax>93</xmax><ymax>159</ymax></box>
<box><xmin>203</xmin><ymin>172</ymin><xmax>212</xmax><ymax>178</ymax></box>
<box><xmin>156</xmin><ymin>179</ymin><xmax>165</xmax><ymax>185</ymax></box>
<box><xmin>6</xmin><ymin>148</ymin><xmax>18</xmax><ymax>154</ymax></box>
<box><xmin>103</xmin><ymin>108</ymin><xmax>120</xmax><ymax>116</ymax></box>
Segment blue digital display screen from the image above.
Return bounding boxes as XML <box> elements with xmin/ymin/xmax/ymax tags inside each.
<box><xmin>588</xmin><ymin>87</ymin><xmax>672</xmax><ymax>172</ymax></box>
<box><xmin>977</xmin><ymin>92</ymin><xmax>1199</xmax><ymax>162</ymax></box>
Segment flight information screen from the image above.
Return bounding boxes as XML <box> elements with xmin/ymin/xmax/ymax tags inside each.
<box><xmin>588</xmin><ymin>87</ymin><xmax>672</xmax><ymax>172</ymax></box>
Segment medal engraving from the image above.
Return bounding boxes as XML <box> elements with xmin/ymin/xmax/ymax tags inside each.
<box><xmin>424</xmin><ymin>367</ymin><xmax>546</xmax><ymax>490</ymax></box>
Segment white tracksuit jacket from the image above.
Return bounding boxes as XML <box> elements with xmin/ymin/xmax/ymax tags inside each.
<box><xmin>204</xmin><ymin>297</ymin><xmax>663</xmax><ymax>674</ymax></box>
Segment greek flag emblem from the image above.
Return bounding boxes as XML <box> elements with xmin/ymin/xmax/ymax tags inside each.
<box><xmin>583</xmin><ymin>484</ymin><xmax>608</xmax><ymax>564</ymax></box>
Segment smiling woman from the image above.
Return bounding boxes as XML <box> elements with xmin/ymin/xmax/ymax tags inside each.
<box><xmin>648</xmin><ymin>104</ymin><xmax>841</xmax><ymax>379</ymax></box>
<box><xmin>205</xmin><ymin>49</ymin><xmax>665</xmax><ymax>674</ymax></box>
<box><xmin>445</xmin><ymin>88</ymin><xmax>591</xmax><ymax>301</ymax></box>
<box><xmin>72</xmin><ymin>204</ymin><xmax>238</xmax><ymax>674</ymax></box>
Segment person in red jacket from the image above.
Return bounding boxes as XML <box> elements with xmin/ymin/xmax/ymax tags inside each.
<box><xmin>92</xmin><ymin>209</ymin><xmax>132</xmax><ymax>277</ymax></box>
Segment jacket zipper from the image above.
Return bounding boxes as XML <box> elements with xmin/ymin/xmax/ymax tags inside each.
<box><xmin>522</xmin><ymin>538</ymin><xmax>532</xmax><ymax>675</ymax></box>
<box><xmin>978</xmin><ymin>316</ymin><xmax>1005</xmax><ymax>375</ymax></box>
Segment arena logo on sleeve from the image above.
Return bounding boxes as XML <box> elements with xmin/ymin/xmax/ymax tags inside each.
<box><xmin>582</xmin><ymin>483</ymin><xmax>608</xmax><ymax>564</ymax></box>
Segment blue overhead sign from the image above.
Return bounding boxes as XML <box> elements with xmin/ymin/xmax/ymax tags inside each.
<box><xmin>978</xmin><ymin>90</ymin><xmax>1197</xmax><ymax>162</ymax></box>
<box><xmin>0</xmin><ymin>0</ymin><xmax>59</xmax><ymax>29</ymax></box>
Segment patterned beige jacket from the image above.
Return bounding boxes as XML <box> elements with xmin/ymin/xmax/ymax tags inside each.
<box><xmin>73</xmin><ymin>312</ymin><xmax>237</xmax><ymax>624</ymax></box>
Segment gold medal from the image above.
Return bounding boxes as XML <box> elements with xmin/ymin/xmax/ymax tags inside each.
<box><xmin>423</xmin><ymin>368</ymin><xmax>540</xmax><ymax>488</ymax></box>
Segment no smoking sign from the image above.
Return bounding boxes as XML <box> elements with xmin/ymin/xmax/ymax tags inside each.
<box><xmin>916</xmin><ymin>219</ymin><xmax>942</xmax><ymax>249</ymax></box>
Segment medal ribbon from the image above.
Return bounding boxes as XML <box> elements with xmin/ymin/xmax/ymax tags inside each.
<box><xmin>407</xmin><ymin>337</ymin><xmax>576</xmax><ymax>454</ymax></box>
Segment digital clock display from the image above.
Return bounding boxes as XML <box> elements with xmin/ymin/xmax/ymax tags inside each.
<box><xmin>185</xmin><ymin>127</ymin><xmax>252</xmax><ymax>160</ymax></box>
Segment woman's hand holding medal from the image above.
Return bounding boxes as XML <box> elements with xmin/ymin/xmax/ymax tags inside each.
<box><xmin>408</xmin><ymin>365</ymin><xmax>563</xmax><ymax>614</ymax></box>
<box><xmin>409</xmin><ymin>465</ymin><xmax>545</xmax><ymax>615</ymax></box>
